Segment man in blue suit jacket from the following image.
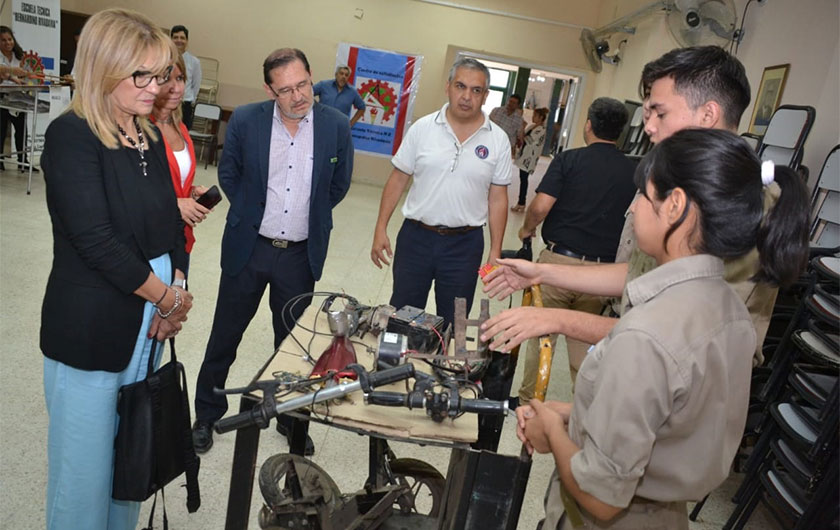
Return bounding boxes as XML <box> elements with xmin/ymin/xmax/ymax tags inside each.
<box><xmin>193</xmin><ymin>48</ymin><xmax>353</xmax><ymax>454</ymax></box>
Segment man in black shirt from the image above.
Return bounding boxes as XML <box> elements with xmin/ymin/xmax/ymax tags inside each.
<box><xmin>514</xmin><ymin>97</ymin><xmax>636</xmax><ymax>402</ymax></box>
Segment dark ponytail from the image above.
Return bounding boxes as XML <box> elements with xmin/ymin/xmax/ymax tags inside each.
<box><xmin>638</xmin><ymin>129</ymin><xmax>809</xmax><ymax>287</ymax></box>
<box><xmin>754</xmin><ymin>165</ymin><xmax>810</xmax><ymax>287</ymax></box>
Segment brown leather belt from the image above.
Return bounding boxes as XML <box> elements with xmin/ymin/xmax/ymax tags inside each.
<box><xmin>409</xmin><ymin>219</ymin><xmax>482</xmax><ymax>236</ymax></box>
<box><xmin>259</xmin><ymin>235</ymin><xmax>306</xmax><ymax>248</ymax></box>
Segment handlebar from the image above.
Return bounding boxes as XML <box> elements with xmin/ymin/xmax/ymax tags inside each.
<box><xmin>365</xmin><ymin>389</ymin><xmax>508</xmax><ymax>422</ymax></box>
<box><xmin>215</xmin><ymin>406</ymin><xmax>271</xmax><ymax>434</ymax></box>
<box><xmin>214</xmin><ymin>363</ymin><xmax>416</xmax><ymax>434</ymax></box>
<box><xmin>358</xmin><ymin>362</ymin><xmax>415</xmax><ymax>392</ymax></box>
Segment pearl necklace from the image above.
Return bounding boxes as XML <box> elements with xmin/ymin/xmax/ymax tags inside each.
<box><xmin>116</xmin><ymin>117</ymin><xmax>147</xmax><ymax>177</ymax></box>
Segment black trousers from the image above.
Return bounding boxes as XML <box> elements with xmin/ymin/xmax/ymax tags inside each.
<box><xmin>390</xmin><ymin>219</ymin><xmax>484</xmax><ymax>328</ymax></box>
<box><xmin>0</xmin><ymin>107</ymin><xmax>26</xmax><ymax>166</ymax></box>
<box><xmin>517</xmin><ymin>169</ymin><xmax>529</xmax><ymax>206</ymax></box>
<box><xmin>194</xmin><ymin>237</ymin><xmax>315</xmax><ymax>424</ymax></box>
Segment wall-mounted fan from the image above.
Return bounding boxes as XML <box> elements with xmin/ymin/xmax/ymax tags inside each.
<box><xmin>667</xmin><ymin>0</ymin><xmax>737</xmax><ymax>47</ymax></box>
<box><xmin>580</xmin><ymin>29</ymin><xmax>610</xmax><ymax>73</ymax></box>
<box><xmin>580</xmin><ymin>0</ymin><xmax>737</xmax><ymax>72</ymax></box>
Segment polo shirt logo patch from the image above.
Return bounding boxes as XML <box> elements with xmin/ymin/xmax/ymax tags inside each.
<box><xmin>475</xmin><ymin>145</ymin><xmax>489</xmax><ymax>159</ymax></box>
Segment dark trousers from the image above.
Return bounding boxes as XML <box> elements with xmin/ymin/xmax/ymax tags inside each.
<box><xmin>194</xmin><ymin>238</ymin><xmax>314</xmax><ymax>423</ymax></box>
<box><xmin>390</xmin><ymin>219</ymin><xmax>484</xmax><ymax>328</ymax></box>
<box><xmin>0</xmin><ymin>108</ymin><xmax>26</xmax><ymax>167</ymax></box>
<box><xmin>517</xmin><ymin>169</ymin><xmax>529</xmax><ymax>206</ymax></box>
<box><xmin>181</xmin><ymin>101</ymin><xmax>195</xmax><ymax>130</ymax></box>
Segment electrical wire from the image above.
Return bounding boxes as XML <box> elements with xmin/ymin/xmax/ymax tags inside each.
<box><xmin>429</xmin><ymin>323</ymin><xmax>447</xmax><ymax>355</ymax></box>
<box><xmin>279</xmin><ymin>291</ymin><xmax>370</xmax><ymax>364</ymax></box>
<box><xmin>731</xmin><ymin>0</ymin><xmax>754</xmax><ymax>55</ymax></box>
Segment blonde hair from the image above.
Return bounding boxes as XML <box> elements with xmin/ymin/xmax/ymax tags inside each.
<box><xmin>70</xmin><ymin>8</ymin><xmax>176</xmax><ymax>149</ymax></box>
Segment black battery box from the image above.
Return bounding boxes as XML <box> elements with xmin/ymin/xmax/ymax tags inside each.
<box><xmin>386</xmin><ymin>306</ymin><xmax>446</xmax><ymax>353</ymax></box>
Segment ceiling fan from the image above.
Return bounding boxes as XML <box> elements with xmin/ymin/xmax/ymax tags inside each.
<box><xmin>580</xmin><ymin>0</ymin><xmax>738</xmax><ymax>72</ymax></box>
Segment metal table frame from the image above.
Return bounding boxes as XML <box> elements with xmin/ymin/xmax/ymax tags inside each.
<box><xmin>0</xmin><ymin>85</ymin><xmax>50</xmax><ymax>195</ymax></box>
<box><xmin>222</xmin><ymin>350</ymin><xmax>472</xmax><ymax>530</ymax></box>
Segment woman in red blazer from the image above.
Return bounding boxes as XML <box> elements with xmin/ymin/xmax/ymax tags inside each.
<box><xmin>151</xmin><ymin>54</ymin><xmax>212</xmax><ymax>272</ymax></box>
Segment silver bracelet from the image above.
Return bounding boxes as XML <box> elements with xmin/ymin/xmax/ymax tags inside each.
<box><xmin>156</xmin><ymin>288</ymin><xmax>182</xmax><ymax>319</ymax></box>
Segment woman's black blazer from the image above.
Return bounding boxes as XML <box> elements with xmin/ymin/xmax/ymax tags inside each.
<box><xmin>40</xmin><ymin>112</ymin><xmax>187</xmax><ymax>372</ymax></box>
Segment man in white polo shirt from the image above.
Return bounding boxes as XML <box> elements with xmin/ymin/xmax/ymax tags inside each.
<box><xmin>370</xmin><ymin>57</ymin><xmax>511</xmax><ymax>326</ymax></box>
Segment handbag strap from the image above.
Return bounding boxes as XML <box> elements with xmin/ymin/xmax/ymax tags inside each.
<box><xmin>144</xmin><ymin>333</ymin><xmax>177</xmax><ymax>380</ymax></box>
<box><xmin>172</xmin><ymin>337</ymin><xmax>202</xmax><ymax>513</ymax></box>
<box><xmin>141</xmin><ymin>488</ymin><xmax>169</xmax><ymax>530</ymax></box>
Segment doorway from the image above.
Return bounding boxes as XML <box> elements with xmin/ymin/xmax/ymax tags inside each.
<box><xmin>455</xmin><ymin>51</ymin><xmax>583</xmax><ymax>155</ymax></box>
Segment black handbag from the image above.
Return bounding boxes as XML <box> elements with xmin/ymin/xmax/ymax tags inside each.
<box><xmin>112</xmin><ymin>338</ymin><xmax>200</xmax><ymax>516</ymax></box>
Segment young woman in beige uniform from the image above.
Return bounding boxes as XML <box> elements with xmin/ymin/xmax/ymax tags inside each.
<box><xmin>506</xmin><ymin>129</ymin><xmax>809</xmax><ymax>529</ymax></box>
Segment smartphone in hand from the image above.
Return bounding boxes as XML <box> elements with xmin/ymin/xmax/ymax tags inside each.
<box><xmin>195</xmin><ymin>185</ymin><xmax>222</xmax><ymax>209</ymax></box>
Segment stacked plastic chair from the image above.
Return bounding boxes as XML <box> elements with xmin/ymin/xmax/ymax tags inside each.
<box><xmin>721</xmin><ymin>256</ymin><xmax>839</xmax><ymax>530</ymax></box>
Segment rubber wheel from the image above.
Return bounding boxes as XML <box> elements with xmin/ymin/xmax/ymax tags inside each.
<box><xmin>389</xmin><ymin>458</ymin><xmax>446</xmax><ymax>517</ymax></box>
<box><xmin>258</xmin><ymin>454</ymin><xmax>342</xmax><ymax>511</ymax></box>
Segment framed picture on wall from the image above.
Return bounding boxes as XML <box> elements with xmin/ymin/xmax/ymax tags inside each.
<box><xmin>748</xmin><ymin>64</ymin><xmax>790</xmax><ymax>135</ymax></box>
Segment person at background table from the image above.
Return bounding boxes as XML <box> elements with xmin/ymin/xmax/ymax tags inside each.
<box><xmin>170</xmin><ymin>24</ymin><xmax>202</xmax><ymax>129</ymax></box>
<box><xmin>0</xmin><ymin>25</ymin><xmax>36</xmax><ymax>172</ymax></box>
<box><xmin>510</xmin><ymin>106</ymin><xmax>548</xmax><ymax>213</ymax></box>
<box><xmin>151</xmin><ymin>53</ymin><xmax>213</xmax><ymax>276</ymax></box>
<box><xmin>515</xmin><ymin>129</ymin><xmax>809</xmax><ymax>529</ymax></box>
<box><xmin>313</xmin><ymin>65</ymin><xmax>366</xmax><ymax>127</ymax></box>
<box><xmin>39</xmin><ymin>8</ymin><xmax>192</xmax><ymax>529</ymax></box>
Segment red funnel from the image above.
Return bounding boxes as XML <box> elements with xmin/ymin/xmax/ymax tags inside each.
<box><xmin>310</xmin><ymin>336</ymin><xmax>357</xmax><ymax>379</ymax></box>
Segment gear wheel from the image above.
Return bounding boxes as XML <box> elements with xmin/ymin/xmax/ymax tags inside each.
<box><xmin>358</xmin><ymin>79</ymin><xmax>398</xmax><ymax>123</ymax></box>
<box><xmin>20</xmin><ymin>51</ymin><xmax>44</xmax><ymax>85</ymax></box>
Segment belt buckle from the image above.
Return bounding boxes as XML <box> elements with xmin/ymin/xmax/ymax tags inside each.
<box><xmin>272</xmin><ymin>239</ymin><xmax>289</xmax><ymax>248</ymax></box>
<box><xmin>435</xmin><ymin>226</ymin><xmax>448</xmax><ymax>235</ymax></box>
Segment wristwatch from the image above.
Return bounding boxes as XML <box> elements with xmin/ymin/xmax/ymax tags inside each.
<box><xmin>172</xmin><ymin>278</ymin><xmax>187</xmax><ymax>289</ymax></box>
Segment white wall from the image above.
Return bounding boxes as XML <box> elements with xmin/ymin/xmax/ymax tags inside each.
<box><xmin>734</xmin><ymin>0</ymin><xmax>839</xmax><ymax>180</ymax></box>
<box><xmin>591</xmin><ymin>0</ymin><xmax>839</xmax><ymax>178</ymax></box>
<box><xmin>6</xmin><ymin>0</ymin><xmax>836</xmax><ymax>181</ymax></box>
<box><xmin>34</xmin><ymin>0</ymin><xmax>603</xmax><ymax>184</ymax></box>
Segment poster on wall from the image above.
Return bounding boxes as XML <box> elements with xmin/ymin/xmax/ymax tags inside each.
<box><xmin>12</xmin><ymin>0</ymin><xmax>60</xmax><ymax>75</ymax></box>
<box><xmin>334</xmin><ymin>43</ymin><xmax>423</xmax><ymax>157</ymax></box>
<box><xmin>12</xmin><ymin>0</ymin><xmax>61</xmax><ymax>154</ymax></box>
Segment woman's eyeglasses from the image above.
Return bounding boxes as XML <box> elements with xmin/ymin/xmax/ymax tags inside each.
<box><xmin>131</xmin><ymin>65</ymin><xmax>173</xmax><ymax>88</ymax></box>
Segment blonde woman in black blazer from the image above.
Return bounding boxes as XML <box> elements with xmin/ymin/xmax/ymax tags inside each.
<box><xmin>39</xmin><ymin>9</ymin><xmax>192</xmax><ymax>529</ymax></box>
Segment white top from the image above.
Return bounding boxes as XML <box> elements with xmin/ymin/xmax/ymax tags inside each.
<box><xmin>1</xmin><ymin>52</ymin><xmax>19</xmax><ymax>87</ymax></box>
<box><xmin>182</xmin><ymin>51</ymin><xmax>202</xmax><ymax>103</ymax></box>
<box><xmin>172</xmin><ymin>146</ymin><xmax>193</xmax><ymax>187</ymax></box>
<box><xmin>259</xmin><ymin>104</ymin><xmax>314</xmax><ymax>241</ymax></box>
<box><xmin>392</xmin><ymin>104</ymin><xmax>512</xmax><ymax>227</ymax></box>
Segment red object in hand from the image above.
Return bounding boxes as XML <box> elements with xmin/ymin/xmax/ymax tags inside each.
<box><xmin>311</xmin><ymin>336</ymin><xmax>357</xmax><ymax>379</ymax></box>
<box><xmin>478</xmin><ymin>263</ymin><xmax>498</xmax><ymax>281</ymax></box>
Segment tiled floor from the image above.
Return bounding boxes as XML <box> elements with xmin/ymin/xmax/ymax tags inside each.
<box><xmin>0</xmin><ymin>158</ymin><xmax>774</xmax><ymax>528</ymax></box>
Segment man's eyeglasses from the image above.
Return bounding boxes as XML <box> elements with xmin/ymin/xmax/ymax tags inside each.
<box><xmin>269</xmin><ymin>80</ymin><xmax>311</xmax><ymax>99</ymax></box>
<box><xmin>131</xmin><ymin>65</ymin><xmax>173</xmax><ymax>88</ymax></box>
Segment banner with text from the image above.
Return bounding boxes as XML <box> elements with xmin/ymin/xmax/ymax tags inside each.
<box><xmin>13</xmin><ymin>0</ymin><xmax>60</xmax><ymax>156</ymax></box>
<box><xmin>335</xmin><ymin>43</ymin><xmax>422</xmax><ymax>157</ymax></box>
<box><xmin>12</xmin><ymin>0</ymin><xmax>60</xmax><ymax>77</ymax></box>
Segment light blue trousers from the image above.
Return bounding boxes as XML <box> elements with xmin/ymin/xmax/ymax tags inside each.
<box><xmin>44</xmin><ymin>254</ymin><xmax>171</xmax><ymax>530</ymax></box>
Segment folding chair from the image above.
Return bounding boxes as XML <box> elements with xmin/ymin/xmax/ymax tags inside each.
<box><xmin>741</xmin><ymin>132</ymin><xmax>761</xmax><ymax>152</ymax></box>
<box><xmin>189</xmin><ymin>103</ymin><xmax>222</xmax><ymax>169</ymax></box>
<box><xmin>756</xmin><ymin>105</ymin><xmax>816</xmax><ymax>170</ymax></box>
<box><xmin>809</xmin><ymin>145</ymin><xmax>840</xmax><ymax>250</ymax></box>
